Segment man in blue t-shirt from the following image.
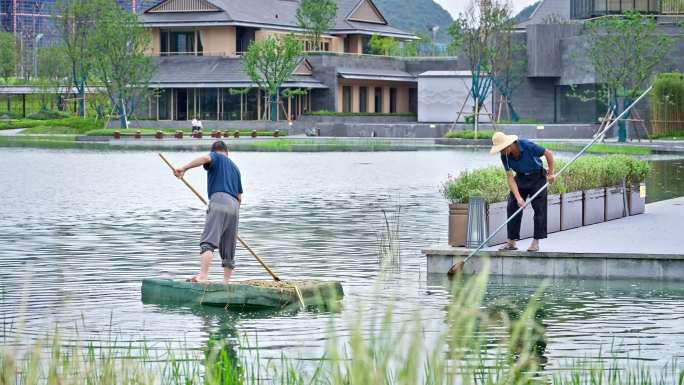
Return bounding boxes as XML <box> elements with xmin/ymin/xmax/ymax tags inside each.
<box><xmin>490</xmin><ymin>132</ymin><xmax>556</xmax><ymax>252</ymax></box>
<box><xmin>174</xmin><ymin>141</ymin><xmax>243</xmax><ymax>283</ymax></box>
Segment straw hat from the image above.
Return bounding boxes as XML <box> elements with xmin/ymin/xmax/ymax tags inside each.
<box><xmin>489</xmin><ymin>132</ymin><xmax>518</xmax><ymax>154</ymax></box>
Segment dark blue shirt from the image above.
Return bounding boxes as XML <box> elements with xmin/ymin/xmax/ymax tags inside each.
<box><xmin>500</xmin><ymin>139</ymin><xmax>546</xmax><ymax>174</ymax></box>
<box><xmin>204</xmin><ymin>152</ymin><xmax>243</xmax><ymax>200</ymax></box>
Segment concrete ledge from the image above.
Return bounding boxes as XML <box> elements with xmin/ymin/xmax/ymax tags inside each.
<box><xmin>423</xmin><ymin>248</ymin><xmax>684</xmax><ymax>280</ymax></box>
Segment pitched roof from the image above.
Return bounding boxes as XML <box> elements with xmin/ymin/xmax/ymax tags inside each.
<box><xmin>149</xmin><ymin>56</ymin><xmax>327</xmax><ymax>88</ymax></box>
<box><xmin>141</xmin><ymin>0</ymin><xmax>416</xmax><ymax>39</ymax></box>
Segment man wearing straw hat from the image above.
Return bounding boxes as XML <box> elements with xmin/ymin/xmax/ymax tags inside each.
<box><xmin>490</xmin><ymin>132</ymin><xmax>555</xmax><ymax>252</ymax></box>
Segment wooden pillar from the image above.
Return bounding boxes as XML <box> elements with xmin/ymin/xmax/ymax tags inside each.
<box><xmin>351</xmin><ymin>85</ymin><xmax>360</xmax><ymax>113</ymax></box>
<box><xmin>257</xmin><ymin>89</ymin><xmax>261</xmax><ymax>120</ymax></box>
<box><xmin>287</xmin><ymin>95</ymin><xmax>292</xmax><ymax>120</ymax></box>
<box><xmin>382</xmin><ymin>86</ymin><xmax>390</xmax><ymax>113</ymax></box>
<box><xmin>22</xmin><ymin>94</ymin><xmax>26</xmax><ymax>117</ymax></box>
<box><xmin>7</xmin><ymin>95</ymin><xmax>10</xmax><ymax>112</ymax></box>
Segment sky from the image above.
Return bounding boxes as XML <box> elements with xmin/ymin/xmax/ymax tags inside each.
<box><xmin>435</xmin><ymin>0</ymin><xmax>539</xmax><ymax>18</ymax></box>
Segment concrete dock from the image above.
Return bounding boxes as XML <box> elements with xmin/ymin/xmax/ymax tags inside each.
<box><xmin>424</xmin><ymin>196</ymin><xmax>684</xmax><ymax>280</ymax></box>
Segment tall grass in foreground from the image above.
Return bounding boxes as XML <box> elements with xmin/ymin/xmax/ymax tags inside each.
<box><xmin>2</xmin><ymin>268</ymin><xmax>683</xmax><ymax>385</ymax></box>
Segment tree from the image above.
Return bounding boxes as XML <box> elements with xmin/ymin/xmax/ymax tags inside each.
<box><xmin>583</xmin><ymin>11</ymin><xmax>673</xmax><ymax>142</ymax></box>
<box><xmin>243</xmin><ymin>34</ymin><xmax>303</xmax><ymax>122</ymax></box>
<box><xmin>447</xmin><ymin>19</ymin><xmax>463</xmax><ymax>55</ymax></box>
<box><xmin>485</xmin><ymin>4</ymin><xmax>526</xmax><ymax>122</ymax></box>
<box><xmin>296</xmin><ymin>0</ymin><xmax>337</xmax><ymax>52</ymax></box>
<box><xmin>36</xmin><ymin>46</ymin><xmax>70</xmax><ymax>111</ymax></box>
<box><xmin>89</xmin><ymin>0</ymin><xmax>154</xmax><ymax>128</ymax></box>
<box><xmin>369</xmin><ymin>35</ymin><xmax>398</xmax><ymax>56</ymax></box>
<box><xmin>455</xmin><ymin>0</ymin><xmax>499</xmax><ymax>134</ymax></box>
<box><xmin>53</xmin><ymin>0</ymin><xmax>106</xmax><ymax>117</ymax></box>
<box><xmin>0</xmin><ymin>33</ymin><xmax>16</xmax><ymax>82</ymax></box>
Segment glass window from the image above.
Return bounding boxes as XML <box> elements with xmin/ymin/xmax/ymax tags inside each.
<box><xmin>244</xmin><ymin>89</ymin><xmax>258</xmax><ymax>120</ymax></box>
<box><xmin>342</xmin><ymin>86</ymin><xmax>352</xmax><ymax>113</ymax></box>
<box><xmin>374</xmin><ymin>87</ymin><xmax>382</xmax><ymax>113</ymax></box>
<box><xmin>408</xmin><ymin>88</ymin><xmax>417</xmax><ymax>114</ymax></box>
<box><xmin>158</xmin><ymin>89</ymin><xmax>171</xmax><ymax>120</ymax></box>
<box><xmin>389</xmin><ymin>87</ymin><xmax>397</xmax><ymax>113</ymax></box>
<box><xmin>223</xmin><ymin>89</ymin><xmax>242</xmax><ymax>120</ymax></box>
<box><xmin>200</xmin><ymin>88</ymin><xmax>218</xmax><ymax>120</ymax></box>
<box><xmin>160</xmin><ymin>31</ymin><xmax>169</xmax><ymax>55</ymax></box>
<box><xmin>359</xmin><ymin>87</ymin><xmax>368</xmax><ymax>113</ymax></box>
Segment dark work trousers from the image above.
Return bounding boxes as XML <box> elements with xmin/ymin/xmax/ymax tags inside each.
<box><xmin>507</xmin><ymin>170</ymin><xmax>547</xmax><ymax>240</ymax></box>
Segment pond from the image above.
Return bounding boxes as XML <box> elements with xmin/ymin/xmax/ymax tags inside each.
<box><xmin>1</xmin><ymin>149</ymin><xmax>683</xmax><ymax>372</ymax></box>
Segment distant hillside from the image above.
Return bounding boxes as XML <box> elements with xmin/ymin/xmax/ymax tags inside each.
<box><xmin>513</xmin><ymin>1</ymin><xmax>541</xmax><ymax>23</ymax></box>
<box><xmin>373</xmin><ymin>0</ymin><xmax>454</xmax><ymax>43</ymax></box>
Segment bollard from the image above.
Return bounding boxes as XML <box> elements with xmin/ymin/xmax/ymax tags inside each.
<box><xmin>155</xmin><ymin>131</ymin><xmax>163</xmax><ymax>140</ymax></box>
<box><xmin>316</xmin><ymin>127</ymin><xmax>321</xmax><ymax>137</ymax></box>
<box><xmin>251</xmin><ymin>129</ymin><xmax>257</xmax><ymax>138</ymax></box>
<box><xmin>113</xmin><ymin>131</ymin><xmax>121</xmax><ymax>139</ymax></box>
<box><xmin>134</xmin><ymin>130</ymin><xmax>141</xmax><ymax>139</ymax></box>
<box><xmin>274</xmin><ymin>129</ymin><xmax>280</xmax><ymax>137</ymax></box>
<box><xmin>234</xmin><ymin>131</ymin><xmax>240</xmax><ymax>138</ymax></box>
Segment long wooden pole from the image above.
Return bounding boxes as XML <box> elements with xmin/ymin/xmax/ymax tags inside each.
<box><xmin>158</xmin><ymin>153</ymin><xmax>281</xmax><ymax>281</ymax></box>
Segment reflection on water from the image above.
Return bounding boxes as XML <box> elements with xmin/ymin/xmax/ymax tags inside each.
<box><xmin>0</xmin><ymin>149</ymin><xmax>683</xmax><ymax>371</ymax></box>
<box><xmin>647</xmin><ymin>158</ymin><xmax>684</xmax><ymax>203</ymax></box>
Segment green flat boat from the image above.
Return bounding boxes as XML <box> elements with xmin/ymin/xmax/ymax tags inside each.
<box><xmin>141</xmin><ymin>278</ymin><xmax>344</xmax><ymax>309</ymax></box>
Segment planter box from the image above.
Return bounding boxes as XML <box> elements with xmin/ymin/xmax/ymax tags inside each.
<box><xmin>448</xmin><ymin>203</ymin><xmax>468</xmax><ymax>247</ymax></box>
<box><xmin>561</xmin><ymin>191</ymin><xmax>583</xmax><ymax>230</ymax></box>
<box><xmin>174</xmin><ymin>130</ymin><xmax>183</xmax><ymax>139</ymax></box>
<box><xmin>134</xmin><ymin>131</ymin><xmax>141</xmax><ymax>139</ymax></box>
<box><xmin>155</xmin><ymin>131</ymin><xmax>163</xmax><ymax>139</ymax></box>
<box><xmin>583</xmin><ymin>188</ymin><xmax>606</xmax><ymax>226</ymax></box>
<box><xmin>486</xmin><ymin>201</ymin><xmax>508</xmax><ymax>246</ymax></box>
<box><xmin>113</xmin><ymin>131</ymin><xmax>120</xmax><ymax>139</ymax></box>
<box><xmin>548</xmin><ymin>194</ymin><xmax>561</xmax><ymax>233</ymax></box>
<box><xmin>628</xmin><ymin>183</ymin><xmax>646</xmax><ymax>215</ymax></box>
<box><xmin>605</xmin><ymin>185</ymin><xmax>626</xmax><ymax>221</ymax></box>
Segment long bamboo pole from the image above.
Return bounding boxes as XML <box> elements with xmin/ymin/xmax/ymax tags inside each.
<box><xmin>159</xmin><ymin>153</ymin><xmax>281</xmax><ymax>282</ymax></box>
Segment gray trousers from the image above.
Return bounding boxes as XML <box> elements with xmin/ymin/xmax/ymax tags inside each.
<box><xmin>199</xmin><ymin>192</ymin><xmax>240</xmax><ymax>269</ymax></box>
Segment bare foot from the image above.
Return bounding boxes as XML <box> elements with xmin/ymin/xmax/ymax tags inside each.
<box><xmin>186</xmin><ymin>275</ymin><xmax>209</xmax><ymax>283</ymax></box>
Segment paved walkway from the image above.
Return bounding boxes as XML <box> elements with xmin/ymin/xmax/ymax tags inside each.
<box><xmin>484</xmin><ymin>196</ymin><xmax>684</xmax><ymax>255</ymax></box>
<box><xmin>0</xmin><ymin>129</ymin><xmax>23</xmax><ymax>136</ymax></box>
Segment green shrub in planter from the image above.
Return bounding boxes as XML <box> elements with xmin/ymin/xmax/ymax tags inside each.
<box><xmin>601</xmin><ymin>155</ymin><xmax>631</xmax><ymax>186</ymax></box>
<box><xmin>440</xmin><ymin>167</ymin><xmax>508</xmax><ymax>205</ymax></box>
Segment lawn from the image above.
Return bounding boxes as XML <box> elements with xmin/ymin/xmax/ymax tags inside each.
<box><xmin>539</xmin><ymin>142</ymin><xmax>652</xmax><ymax>155</ymax></box>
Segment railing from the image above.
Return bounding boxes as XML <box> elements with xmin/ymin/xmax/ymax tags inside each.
<box><xmin>571</xmin><ymin>0</ymin><xmax>684</xmax><ymax>18</ymax></box>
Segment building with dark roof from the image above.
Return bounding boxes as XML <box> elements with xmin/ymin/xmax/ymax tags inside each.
<box><xmin>138</xmin><ymin>0</ymin><xmax>446</xmax><ymax>121</ymax></box>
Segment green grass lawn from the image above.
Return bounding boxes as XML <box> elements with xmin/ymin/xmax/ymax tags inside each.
<box><xmin>444</xmin><ymin>130</ymin><xmax>496</xmax><ymax>139</ymax></box>
<box><xmin>539</xmin><ymin>142</ymin><xmax>652</xmax><ymax>155</ymax></box>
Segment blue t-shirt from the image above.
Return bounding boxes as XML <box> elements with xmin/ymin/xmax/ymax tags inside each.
<box><xmin>500</xmin><ymin>139</ymin><xmax>546</xmax><ymax>174</ymax></box>
<box><xmin>203</xmin><ymin>152</ymin><xmax>243</xmax><ymax>199</ymax></box>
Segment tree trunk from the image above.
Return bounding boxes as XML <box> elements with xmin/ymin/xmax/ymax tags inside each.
<box><xmin>270</xmin><ymin>93</ymin><xmax>278</xmax><ymax>122</ymax></box>
<box><xmin>118</xmin><ymin>103</ymin><xmax>128</xmax><ymax>129</ymax></box>
<box><xmin>78</xmin><ymin>79</ymin><xmax>86</xmax><ymax>117</ymax></box>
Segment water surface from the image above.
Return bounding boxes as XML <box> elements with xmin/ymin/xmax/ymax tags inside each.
<box><xmin>1</xmin><ymin>149</ymin><xmax>683</xmax><ymax>371</ymax></box>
